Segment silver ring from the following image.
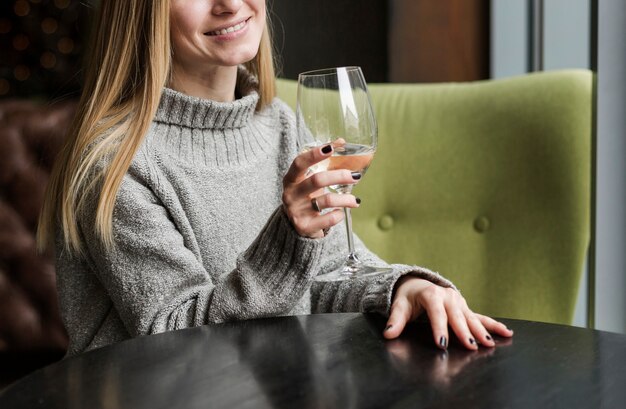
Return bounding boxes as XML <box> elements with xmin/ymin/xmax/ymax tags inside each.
<box><xmin>311</xmin><ymin>197</ymin><xmax>321</xmax><ymax>213</ymax></box>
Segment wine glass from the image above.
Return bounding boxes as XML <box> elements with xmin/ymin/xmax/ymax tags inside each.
<box><xmin>296</xmin><ymin>66</ymin><xmax>392</xmax><ymax>281</ymax></box>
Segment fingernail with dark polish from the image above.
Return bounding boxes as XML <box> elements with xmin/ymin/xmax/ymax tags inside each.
<box><xmin>321</xmin><ymin>144</ymin><xmax>332</xmax><ymax>154</ymax></box>
<box><xmin>385</xmin><ymin>325</ymin><xmax>393</xmax><ymax>332</ymax></box>
<box><xmin>439</xmin><ymin>336</ymin><xmax>447</xmax><ymax>349</ymax></box>
<box><xmin>469</xmin><ymin>338</ymin><xmax>476</xmax><ymax>345</ymax></box>
<box><xmin>351</xmin><ymin>172</ymin><xmax>362</xmax><ymax>180</ymax></box>
<box><xmin>356</xmin><ymin>197</ymin><xmax>362</xmax><ymax>204</ymax></box>
<box><xmin>486</xmin><ymin>335</ymin><xmax>492</xmax><ymax>341</ymax></box>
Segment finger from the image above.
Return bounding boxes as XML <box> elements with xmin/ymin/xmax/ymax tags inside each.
<box><xmin>476</xmin><ymin>314</ymin><xmax>514</xmax><ymax>337</ymax></box>
<box><xmin>304</xmin><ymin>208</ymin><xmax>345</xmax><ymax>234</ymax></box>
<box><xmin>464</xmin><ymin>310</ymin><xmax>496</xmax><ymax>347</ymax></box>
<box><xmin>298</xmin><ymin>169</ymin><xmax>361</xmax><ymax>195</ymax></box>
<box><xmin>384</xmin><ymin>297</ymin><xmax>412</xmax><ymax>340</ymax></box>
<box><xmin>284</xmin><ymin>144</ymin><xmax>333</xmax><ymax>184</ymax></box>
<box><xmin>446</xmin><ymin>298</ymin><xmax>478</xmax><ymax>350</ymax></box>
<box><xmin>423</xmin><ymin>297</ymin><xmax>450</xmax><ymax>350</ymax></box>
<box><xmin>313</xmin><ymin>193</ymin><xmax>360</xmax><ymax>211</ymax></box>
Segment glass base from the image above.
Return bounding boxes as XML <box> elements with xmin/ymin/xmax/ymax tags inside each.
<box><xmin>314</xmin><ymin>264</ymin><xmax>394</xmax><ymax>282</ymax></box>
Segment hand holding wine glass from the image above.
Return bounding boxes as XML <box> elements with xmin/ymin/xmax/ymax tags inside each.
<box><xmin>281</xmin><ymin>143</ymin><xmax>361</xmax><ymax>239</ymax></box>
<box><xmin>295</xmin><ymin>66</ymin><xmax>392</xmax><ymax>281</ymax></box>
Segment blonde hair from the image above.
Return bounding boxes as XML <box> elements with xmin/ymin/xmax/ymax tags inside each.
<box><xmin>38</xmin><ymin>0</ymin><xmax>276</xmax><ymax>254</ymax></box>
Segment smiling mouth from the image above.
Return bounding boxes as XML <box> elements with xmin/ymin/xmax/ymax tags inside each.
<box><xmin>205</xmin><ymin>18</ymin><xmax>250</xmax><ymax>36</ymax></box>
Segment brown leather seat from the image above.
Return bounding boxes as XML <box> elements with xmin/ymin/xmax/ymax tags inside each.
<box><xmin>0</xmin><ymin>99</ymin><xmax>75</xmax><ymax>385</ymax></box>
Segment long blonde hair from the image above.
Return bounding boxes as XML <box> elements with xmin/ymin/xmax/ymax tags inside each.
<box><xmin>38</xmin><ymin>0</ymin><xmax>276</xmax><ymax>254</ymax></box>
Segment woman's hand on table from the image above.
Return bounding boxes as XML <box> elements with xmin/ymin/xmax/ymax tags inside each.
<box><xmin>384</xmin><ymin>276</ymin><xmax>514</xmax><ymax>350</ymax></box>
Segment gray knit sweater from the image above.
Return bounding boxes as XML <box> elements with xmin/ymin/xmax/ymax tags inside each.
<box><xmin>56</xmin><ymin>69</ymin><xmax>453</xmax><ymax>356</ymax></box>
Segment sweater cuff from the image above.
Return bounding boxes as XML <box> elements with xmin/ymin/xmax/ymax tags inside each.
<box><xmin>361</xmin><ymin>264</ymin><xmax>457</xmax><ymax>316</ymax></box>
<box><xmin>242</xmin><ymin>206</ymin><xmax>325</xmax><ymax>287</ymax></box>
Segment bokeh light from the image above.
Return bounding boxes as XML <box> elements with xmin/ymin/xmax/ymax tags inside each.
<box><xmin>14</xmin><ymin>0</ymin><xmax>30</xmax><ymax>17</ymax></box>
<box><xmin>1</xmin><ymin>0</ymin><xmax>93</xmax><ymax>98</ymax></box>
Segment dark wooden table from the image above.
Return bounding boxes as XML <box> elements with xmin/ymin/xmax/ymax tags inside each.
<box><xmin>1</xmin><ymin>313</ymin><xmax>625</xmax><ymax>408</ymax></box>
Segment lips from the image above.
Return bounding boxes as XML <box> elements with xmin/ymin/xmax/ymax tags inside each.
<box><xmin>205</xmin><ymin>18</ymin><xmax>250</xmax><ymax>36</ymax></box>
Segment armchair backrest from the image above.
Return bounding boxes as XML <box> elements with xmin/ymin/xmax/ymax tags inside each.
<box><xmin>277</xmin><ymin>70</ymin><xmax>592</xmax><ymax>325</ymax></box>
<box><xmin>0</xmin><ymin>99</ymin><xmax>73</xmax><ymax>353</ymax></box>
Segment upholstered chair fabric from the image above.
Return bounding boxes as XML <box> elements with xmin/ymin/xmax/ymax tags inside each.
<box><xmin>0</xmin><ymin>100</ymin><xmax>74</xmax><ymax>353</ymax></box>
<box><xmin>277</xmin><ymin>70</ymin><xmax>592</xmax><ymax>325</ymax></box>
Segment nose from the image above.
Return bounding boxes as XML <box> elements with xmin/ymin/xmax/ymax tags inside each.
<box><xmin>212</xmin><ymin>0</ymin><xmax>243</xmax><ymax>15</ymax></box>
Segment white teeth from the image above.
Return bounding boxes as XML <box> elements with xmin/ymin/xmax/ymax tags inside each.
<box><xmin>208</xmin><ymin>20</ymin><xmax>246</xmax><ymax>36</ymax></box>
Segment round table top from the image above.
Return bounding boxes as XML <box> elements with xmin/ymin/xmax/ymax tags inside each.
<box><xmin>1</xmin><ymin>313</ymin><xmax>625</xmax><ymax>409</ymax></box>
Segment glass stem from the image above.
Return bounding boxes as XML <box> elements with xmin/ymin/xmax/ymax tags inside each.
<box><xmin>343</xmin><ymin>207</ymin><xmax>360</xmax><ymax>268</ymax></box>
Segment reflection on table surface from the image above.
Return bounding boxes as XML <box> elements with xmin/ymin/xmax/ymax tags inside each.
<box><xmin>1</xmin><ymin>313</ymin><xmax>625</xmax><ymax>409</ymax></box>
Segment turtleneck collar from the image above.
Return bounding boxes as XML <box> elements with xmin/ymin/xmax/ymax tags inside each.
<box><xmin>154</xmin><ymin>66</ymin><xmax>260</xmax><ymax>130</ymax></box>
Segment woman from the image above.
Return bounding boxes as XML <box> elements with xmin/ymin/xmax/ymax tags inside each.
<box><xmin>38</xmin><ymin>0</ymin><xmax>512</xmax><ymax>356</ymax></box>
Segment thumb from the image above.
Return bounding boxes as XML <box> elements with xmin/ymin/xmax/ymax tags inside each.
<box><xmin>383</xmin><ymin>297</ymin><xmax>412</xmax><ymax>339</ymax></box>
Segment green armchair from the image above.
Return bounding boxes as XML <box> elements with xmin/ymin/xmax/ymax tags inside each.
<box><xmin>277</xmin><ymin>69</ymin><xmax>592</xmax><ymax>325</ymax></box>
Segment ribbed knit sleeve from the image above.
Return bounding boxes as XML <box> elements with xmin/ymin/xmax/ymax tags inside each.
<box><xmin>77</xmin><ymin>174</ymin><xmax>324</xmax><ymax>337</ymax></box>
<box><xmin>309</xmin><ymin>229</ymin><xmax>456</xmax><ymax>316</ymax></box>
<box><xmin>208</xmin><ymin>207</ymin><xmax>324</xmax><ymax>322</ymax></box>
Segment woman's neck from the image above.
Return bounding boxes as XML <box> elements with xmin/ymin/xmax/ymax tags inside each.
<box><xmin>169</xmin><ymin>64</ymin><xmax>238</xmax><ymax>101</ymax></box>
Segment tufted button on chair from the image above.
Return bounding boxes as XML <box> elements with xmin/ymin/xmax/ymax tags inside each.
<box><xmin>0</xmin><ymin>99</ymin><xmax>75</xmax><ymax>386</ymax></box>
<box><xmin>277</xmin><ymin>70</ymin><xmax>592</xmax><ymax>325</ymax></box>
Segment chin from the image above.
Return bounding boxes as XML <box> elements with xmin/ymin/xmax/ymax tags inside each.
<box><xmin>220</xmin><ymin>50</ymin><xmax>259</xmax><ymax>67</ymax></box>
